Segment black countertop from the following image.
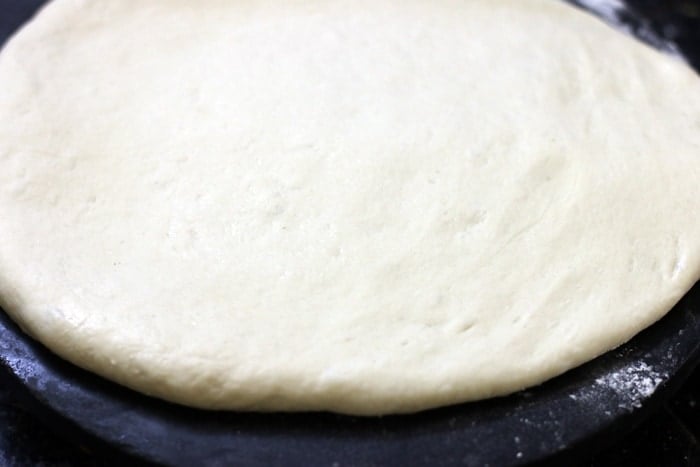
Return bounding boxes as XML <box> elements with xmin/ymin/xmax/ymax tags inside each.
<box><xmin>1</xmin><ymin>1</ymin><xmax>700</xmax><ymax>466</ymax></box>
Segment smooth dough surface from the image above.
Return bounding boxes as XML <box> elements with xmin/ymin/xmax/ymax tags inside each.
<box><xmin>1</xmin><ymin>0</ymin><xmax>700</xmax><ymax>415</ymax></box>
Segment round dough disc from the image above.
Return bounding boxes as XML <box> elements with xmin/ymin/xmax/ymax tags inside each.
<box><xmin>1</xmin><ymin>0</ymin><xmax>700</xmax><ymax>415</ymax></box>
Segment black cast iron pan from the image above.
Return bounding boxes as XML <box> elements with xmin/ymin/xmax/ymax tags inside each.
<box><xmin>2</xmin><ymin>287</ymin><xmax>699</xmax><ymax>467</ymax></box>
<box><xmin>1</xmin><ymin>1</ymin><xmax>700</xmax><ymax>466</ymax></box>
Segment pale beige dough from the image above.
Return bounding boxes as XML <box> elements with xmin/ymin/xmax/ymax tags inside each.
<box><xmin>1</xmin><ymin>0</ymin><xmax>700</xmax><ymax>415</ymax></box>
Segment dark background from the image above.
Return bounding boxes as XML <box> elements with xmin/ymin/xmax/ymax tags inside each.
<box><xmin>1</xmin><ymin>1</ymin><xmax>700</xmax><ymax>466</ymax></box>
<box><xmin>621</xmin><ymin>0</ymin><xmax>700</xmax><ymax>67</ymax></box>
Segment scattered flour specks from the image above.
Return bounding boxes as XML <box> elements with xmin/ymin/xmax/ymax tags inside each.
<box><xmin>568</xmin><ymin>362</ymin><xmax>666</xmax><ymax>411</ymax></box>
<box><xmin>596</xmin><ymin>362</ymin><xmax>665</xmax><ymax>410</ymax></box>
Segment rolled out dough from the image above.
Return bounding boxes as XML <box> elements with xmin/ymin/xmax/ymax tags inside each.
<box><xmin>1</xmin><ymin>0</ymin><xmax>700</xmax><ymax>415</ymax></box>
